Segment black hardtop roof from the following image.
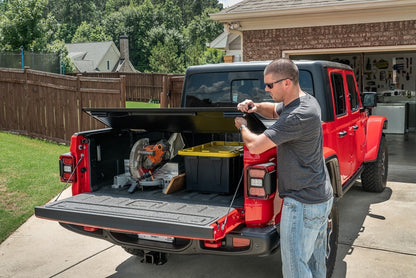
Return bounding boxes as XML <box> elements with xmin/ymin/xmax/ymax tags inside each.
<box><xmin>185</xmin><ymin>60</ymin><xmax>353</xmax><ymax>74</ymax></box>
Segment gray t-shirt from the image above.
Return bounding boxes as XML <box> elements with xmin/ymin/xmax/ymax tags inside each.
<box><xmin>263</xmin><ymin>94</ymin><xmax>333</xmax><ymax>204</ymax></box>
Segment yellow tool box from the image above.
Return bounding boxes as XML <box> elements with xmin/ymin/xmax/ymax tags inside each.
<box><xmin>178</xmin><ymin>141</ymin><xmax>244</xmax><ymax>194</ymax></box>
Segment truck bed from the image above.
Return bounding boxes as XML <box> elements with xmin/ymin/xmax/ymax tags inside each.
<box><xmin>35</xmin><ymin>187</ymin><xmax>244</xmax><ymax>240</ymax></box>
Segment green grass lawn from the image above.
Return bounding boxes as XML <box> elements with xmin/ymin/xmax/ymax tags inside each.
<box><xmin>0</xmin><ymin>132</ymin><xmax>69</xmax><ymax>243</ymax></box>
<box><xmin>0</xmin><ymin>102</ymin><xmax>159</xmax><ymax>243</ymax></box>
<box><xmin>126</xmin><ymin>101</ymin><xmax>160</xmax><ymax>108</ymax></box>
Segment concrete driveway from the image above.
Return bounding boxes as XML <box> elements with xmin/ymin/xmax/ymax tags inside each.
<box><xmin>1</xmin><ymin>134</ymin><xmax>415</xmax><ymax>278</ymax></box>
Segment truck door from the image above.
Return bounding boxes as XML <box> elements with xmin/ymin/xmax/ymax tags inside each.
<box><xmin>346</xmin><ymin>73</ymin><xmax>366</xmax><ymax>172</ymax></box>
<box><xmin>329</xmin><ymin>70</ymin><xmax>354</xmax><ymax>182</ymax></box>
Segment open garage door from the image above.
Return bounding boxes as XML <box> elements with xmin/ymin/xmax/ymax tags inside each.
<box><xmin>285</xmin><ymin>47</ymin><xmax>416</xmax><ymax>133</ymax></box>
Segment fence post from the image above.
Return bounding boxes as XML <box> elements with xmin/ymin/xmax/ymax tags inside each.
<box><xmin>161</xmin><ymin>75</ymin><xmax>168</xmax><ymax>108</ymax></box>
<box><xmin>20</xmin><ymin>46</ymin><xmax>24</xmax><ymax>69</ymax></box>
<box><xmin>120</xmin><ymin>75</ymin><xmax>126</xmax><ymax>107</ymax></box>
<box><xmin>22</xmin><ymin>66</ymin><xmax>31</xmax><ymax>132</ymax></box>
<box><xmin>77</xmin><ymin>74</ymin><xmax>82</xmax><ymax>131</ymax></box>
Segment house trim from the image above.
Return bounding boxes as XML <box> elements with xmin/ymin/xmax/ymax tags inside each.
<box><xmin>211</xmin><ymin>1</ymin><xmax>416</xmax><ymax>30</ymax></box>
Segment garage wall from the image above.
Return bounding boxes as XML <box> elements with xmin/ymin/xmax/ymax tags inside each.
<box><xmin>326</xmin><ymin>52</ymin><xmax>416</xmax><ymax>94</ymax></box>
<box><xmin>244</xmin><ymin>20</ymin><xmax>416</xmax><ymax>61</ymax></box>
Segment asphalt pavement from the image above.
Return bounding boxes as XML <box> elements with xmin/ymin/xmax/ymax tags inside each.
<box><xmin>0</xmin><ymin>133</ymin><xmax>415</xmax><ymax>278</ymax></box>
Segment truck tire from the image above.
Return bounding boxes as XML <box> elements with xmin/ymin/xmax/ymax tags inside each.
<box><xmin>361</xmin><ymin>135</ymin><xmax>388</xmax><ymax>192</ymax></box>
<box><xmin>123</xmin><ymin>247</ymin><xmax>145</xmax><ymax>257</ymax></box>
<box><xmin>326</xmin><ymin>200</ymin><xmax>339</xmax><ymax>278</ymax></box>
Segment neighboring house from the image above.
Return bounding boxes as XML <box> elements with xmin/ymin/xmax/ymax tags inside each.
<box><xmin>66</xmin><ymin>36</ymin><xmax>136</xmax><ymax>73</ymax></box>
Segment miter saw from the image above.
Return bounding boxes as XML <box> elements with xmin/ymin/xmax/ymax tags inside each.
<box><xmin>127</xmin><ymin>133</ymin><xmax>185</xmax><ymax>193</ymax></box>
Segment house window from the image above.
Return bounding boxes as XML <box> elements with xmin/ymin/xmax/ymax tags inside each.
<box><xmin>107</xmin><ymin>61</ymin><xmax>110</xmax><ymax>70</ymax></box>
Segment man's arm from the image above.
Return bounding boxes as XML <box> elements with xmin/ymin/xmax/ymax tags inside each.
<box><xmin>235</xmin><ymin>117</ymin><xmax>276</xmax><ymax>154</ymax></box>
<box><xmin>237</xmin><ymin>100</ymin><xmax>279</xmax><ymax>119</ymax></box>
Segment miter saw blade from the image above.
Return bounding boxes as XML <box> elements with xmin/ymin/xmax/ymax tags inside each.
<box><xmin>129</xmin><ymin>138</ymin><xmax>149</xmax><ymax>180</ymax></box>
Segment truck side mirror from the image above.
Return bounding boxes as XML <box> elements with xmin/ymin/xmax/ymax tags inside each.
<box><xmin>362</xmin><ymin>92</ymin><xmax>377</xmax><ymax>109</ymax></box>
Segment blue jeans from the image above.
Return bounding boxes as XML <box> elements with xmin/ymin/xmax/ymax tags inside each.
<box><xmin>280</xmin><ymin>196</ymin><xmax>334</xmax><ymax>278</ymax></box>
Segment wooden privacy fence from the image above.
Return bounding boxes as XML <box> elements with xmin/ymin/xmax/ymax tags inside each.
<box><xmin>160</xmin><ymin>75</ymin><xmax>184</xmax><ymax>108</ymax></box>
<box><xmin>0</xmin><ymin>67</ymin><xmax>125</xmax><ymax>143</ymax></box>
<box><xmin>73</xmin><ymin>72</ymin><xmax>167</xmax><ymax>102</ymax></box>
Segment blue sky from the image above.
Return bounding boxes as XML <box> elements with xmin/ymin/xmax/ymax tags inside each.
<box><xmin>219</xmin><ymin>0</ymin><xmax>243</xmax><ymax>8</ymax></box>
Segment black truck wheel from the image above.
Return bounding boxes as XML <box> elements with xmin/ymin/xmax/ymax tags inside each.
<box><xmin>361</xmin><ymin>135</ymin><xmax>388</xmax><ymax>192</ymax></box>
<box><xmin>326</xmin><ymin>200</ymin><xmax>339</xmax><ymax>278</ymax></box>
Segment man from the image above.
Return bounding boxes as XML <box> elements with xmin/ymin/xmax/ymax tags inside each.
<box><xmin>235</xmin><ymin>58</ymin><xmax>334</xmax><ymax>278</ymax></box>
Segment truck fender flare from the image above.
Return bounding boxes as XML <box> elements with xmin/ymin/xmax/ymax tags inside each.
<box><xmin>324</xmin><ymin>148</ymin><xmax>343</xmax><ymax>198</ymax></box>
<box><xmin>364</xmin><ymin>115</ymin><xmax>387</xmax><ymax>162</ymax></box>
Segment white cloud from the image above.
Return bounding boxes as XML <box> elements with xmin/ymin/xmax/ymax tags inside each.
<box><xmin>219</xmin><ymin>0</ymin><xmax>243</xmax><ymax>8</ymax></box>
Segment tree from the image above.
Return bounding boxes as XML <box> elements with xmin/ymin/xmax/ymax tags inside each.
<box><xmin>72</xmin><ymin>22</ymin><xmax>111</xmax><ymax>43</ymax></box>
<box><xmin>154</xmin><ymin>0</ymin><xmax>183</xmax><ymax>30</ymax></box>
<box><xmin>153</xmin><ymin>0</ymin><xmax>222</xmax><ymax>25</ymax></box>
<box><xmin>105</xmin><ymin>0</ymin><xmax>139</xmax><ymax>14</ymax></box>
<box><xmin>103</xmin><ymin>0</ymin><xmax>156</xmax><ymax>71</ymax></box>
<box><xmin>46</xmin><ymin>40</ymin><xmax>76</xmax><ymax>73</ymax></box>
<box><xmin>146</xmin><ymin>25</ymin><xmax>186</xmax><ymax>71</ymax></box>
<box><xmin>0</xmin><ymin>0</ymin><xmax>49</xmax><ymax>51</ymax></box>
<box><xmin>0</xmin><ymin>0</ymin><xmax>226</xmax><ymax>73</ymax></box>
<box><xmin>0</xmin><ymin>0</ymin><xmax>8</xmax><ymax>13</ymax></box>
<box><xmin>184</xmin><ymin>7</ymin><xmax>223</xmax><ymax>46</ymax></box>
<box><xmin>45</xmin><ymin>0</ymin><xmax>104</xmax><ymax>42</ymax></box>
<box><xmin>183</xmin><ymin>7</ymin><xmax>223</xmax><ymax>68</ymax></box>
<box><xmin>149</xmin><ymin>40</ymin><xmax>185</xmax><ymax>73</ymax></box>
<box><xmin>203</xmin><ymin>47</ymin><xmax>224</xmax><ymax>64</ymax></box>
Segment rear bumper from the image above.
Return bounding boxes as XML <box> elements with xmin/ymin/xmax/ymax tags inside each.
<box><xmin>60</xmin><ymin>223</ymin><xmax>280</xmax><ymax>256</ymax></box>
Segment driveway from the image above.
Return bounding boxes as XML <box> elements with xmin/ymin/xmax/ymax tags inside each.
<box><xmin>1</xmin><ymin>134</ymin><xmax>415</xmax><ymax>278</ymax></box>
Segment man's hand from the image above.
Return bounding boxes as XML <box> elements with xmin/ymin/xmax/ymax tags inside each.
<box><xmin>237</xmin><ymin>99</ymin><xmax>256</xmax><ymax>113</ymax></box>
<box><xmin>234</xmin><ymin>117</ymin><xmax>248</xmax><ymax>131</ymax></box>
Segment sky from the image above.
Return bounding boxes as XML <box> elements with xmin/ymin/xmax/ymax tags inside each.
<box><xmin>219</xmin><ymin>0</ymin><xmax>243</xmax><ymax>8</ymax></box>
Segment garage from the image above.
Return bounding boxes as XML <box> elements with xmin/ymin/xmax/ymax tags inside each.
<box><xmin>287</xmin><ymin>48</ymin><xmax>416</xmax><ymax>134</ymax></box>
<box><xmin>210</xmin><ymin>0</ymin><xmax>416</xmax><ymax>134</ymax></box>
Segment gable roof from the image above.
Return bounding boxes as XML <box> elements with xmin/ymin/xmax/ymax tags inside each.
<box><xmin>211</xmin><ymin>0</ymin><xmax>416</xmax><ymax>29</ymax></box>
<box><xmin>66</xmin><ymin>41</ymin><xmax>120</xmax><ymax>72</ymax></box>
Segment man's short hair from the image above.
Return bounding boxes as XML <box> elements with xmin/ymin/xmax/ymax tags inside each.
<box><xmin>264</xmin><ymin>58</ymin><xmax>299</xmax><ymax>84</ymax></box>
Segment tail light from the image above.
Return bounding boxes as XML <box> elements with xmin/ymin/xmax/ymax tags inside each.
<box><xmin>59</xmin><ymin>153</ymin><xmax>76</xmax><ymax>182</ymax></box>
<box><xmin>247</xmin><ymin>163</ymin><xmax>276</xmax><ymax>199</ymax></box>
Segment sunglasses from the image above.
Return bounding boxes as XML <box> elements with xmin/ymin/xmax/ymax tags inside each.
<box><xmin>265</xmin><ymin>78</ymin><xmax>291</xmax><ymax>89</ymax></box>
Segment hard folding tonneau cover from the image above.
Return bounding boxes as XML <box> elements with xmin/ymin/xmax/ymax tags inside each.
<box><xmin>82</xmin><ymin>107</ymin><xmax>266</xmax><ymax>133</ymax></box>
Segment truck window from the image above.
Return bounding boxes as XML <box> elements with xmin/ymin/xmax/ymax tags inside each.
<box><xmin>346</xmin><ymin>74</ymin><xmax>359</xmax><ymax>112</ymax></box>
<box><xmin>299</xmin><ymin>70</ymin><xmax>314</xmax><ymax>96</ymax></box>
<box><xmin>231</xmin><ymin>79</ymin><xmax>271</xmax><ymax>103</ymax></box>
<box><xmin>184</xmin><ymin>71</ymin><xmax>268</xmax><ymax>107</ymax></box>
<box><xmin>331</xmin><ymin>72</ymin><xmax>346</xmax><ymax>116</ymax></box>
<box><xmin>184</xmin><ymin>69</ymin><xmax>315</xmax><ymax>107</ymax></box>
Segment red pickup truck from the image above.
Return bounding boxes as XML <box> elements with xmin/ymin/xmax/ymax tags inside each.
<box><xmin>35</xmin><ymin>60</ymin><xmax>387</xmax><ymax>277</ymax></box>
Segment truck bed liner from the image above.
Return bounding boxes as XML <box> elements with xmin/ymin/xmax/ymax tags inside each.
<box><xmin>35</xmin><ymin>189</ymin><xmax>244</xmax><ymax>240</ymax></box>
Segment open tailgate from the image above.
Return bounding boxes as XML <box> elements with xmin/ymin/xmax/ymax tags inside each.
<box><xmin>35</xmin><ymin>191</ymin><xmax>243</xmax><ymax>240</ymax></box>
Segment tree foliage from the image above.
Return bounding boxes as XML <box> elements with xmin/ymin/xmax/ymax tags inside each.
<box><xmin>72</xmin><ymin>22</ymin><xmax>112</xmax><ymax>43</ymax></box>
<box><xmin>0</xmin><ymin>0</ymin><xmax>226</xmax><ymax>73</ymax></box>
<box><xmin>0</xmin><ymin>0</ymin><xmax>49</xmax><ymax>51</ymax></box>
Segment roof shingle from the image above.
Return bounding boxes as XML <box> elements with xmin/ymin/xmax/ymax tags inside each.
<box><xmin>219</xmin><ymin>0</ymin><xmax>391</xmax><ymax>14</ymax></box>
